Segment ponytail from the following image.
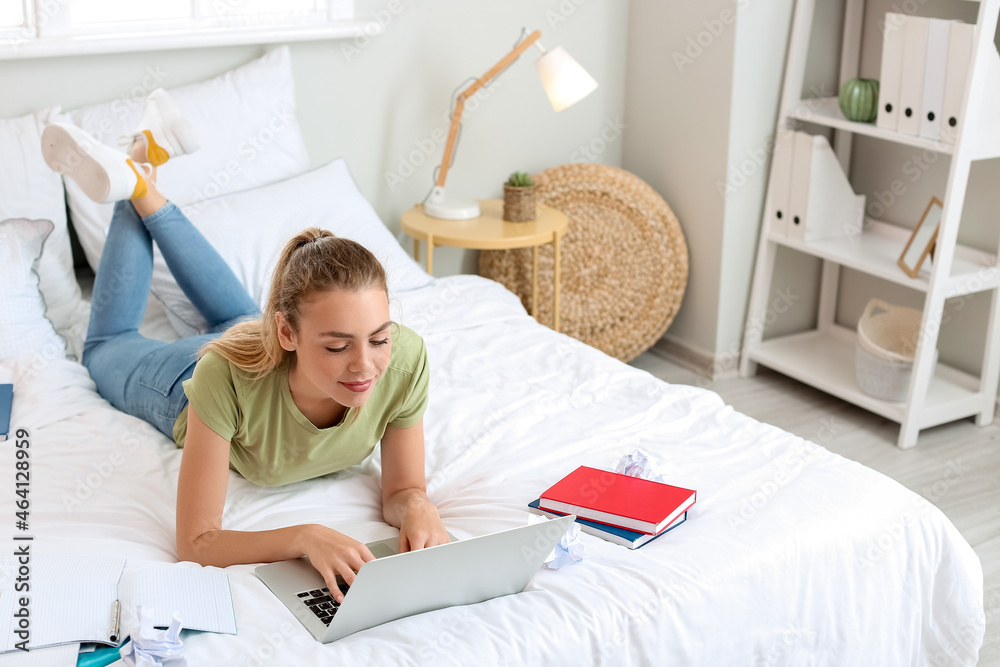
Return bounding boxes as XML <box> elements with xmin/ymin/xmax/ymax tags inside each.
<box><xmin>200</xmin><ymin>228</ymin><xmax>389</xmax><ymax>378</ymax></box>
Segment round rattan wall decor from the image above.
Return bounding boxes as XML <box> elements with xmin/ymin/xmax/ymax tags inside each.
<box><xmin>479</xmin><ymin>163</ymin><xmax>688</xmax><ymax>362</ymax></box>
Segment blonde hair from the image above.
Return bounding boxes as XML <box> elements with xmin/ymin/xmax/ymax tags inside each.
<box><xmin>201</xmin><ymin>228</ymin><xmax>388</xmax><ymax>378</ymax></box>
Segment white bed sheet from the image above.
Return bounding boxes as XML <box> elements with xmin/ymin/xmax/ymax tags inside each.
<box><xmin>0</xmin><ymin>275</ymin><xmax>985</xmax><ymax>666</ymax></box>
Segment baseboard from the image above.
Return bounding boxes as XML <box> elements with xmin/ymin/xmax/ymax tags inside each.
<box><xmin>650</xmin><ymin>336</ymin><xmax>741</xmax><ymax>381</ymax></box>
<box><xmin>655</xmin><ymin>337</ymin><xmax>1000</xmax><ymax>417</ymax></box>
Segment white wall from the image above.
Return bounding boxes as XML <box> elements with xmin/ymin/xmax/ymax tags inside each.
<box><xmin>622</xmin><ymin>0</ymin><xmax>736</xmax><ymax>362</ymax></box>
<box><xmin>715</xmin><ymin>0</ymin><xmax>796</xmax><ymax>369</ymax></box>
<box><xmin>0</xmin><ymin>0</ymin><xmax>629</xmax><ymax>277</ymax></box>
<box><xmin>623</xmin><ymin>0</ymin><xmax>796</xmax><ymax>372</ymax></box>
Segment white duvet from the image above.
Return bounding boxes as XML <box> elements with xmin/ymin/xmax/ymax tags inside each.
<box><xmin>0</xmin><ymin>275</ymin><xmax>985</xmax><ymax>666</ymax></box>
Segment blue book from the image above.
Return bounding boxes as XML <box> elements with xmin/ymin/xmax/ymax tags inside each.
<box><xmin>0</xmin><ymin>384</ymin><xmax>11</xmax><ymax>442</ymax></box>
<box><xmin>528</xmin><ymin>498</ymin><xmax>686</xmax><ymax>550</ymax></box>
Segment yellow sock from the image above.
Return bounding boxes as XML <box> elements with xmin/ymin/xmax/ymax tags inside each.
<box><xmin>142</xmin><ymin>130</ymin><xmax>170</xmax><ymax>166</ymax></box>
<box><xmin>127</xmin><ymin>159</ymin><xmax>148</xmax><ymax>200</ymax></box>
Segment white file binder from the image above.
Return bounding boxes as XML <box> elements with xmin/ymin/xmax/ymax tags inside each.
<box><xmin>940</xmin><ymin>22</ymin><xmax>975</xmax><ymax>143</ymax></box>
<box><xmin>786</xmin><ymin>131</ymin><xmax>813</xmax><ymax>242</ymax></box>
<box><xmin>768</xmin><ymin>129</ymin><xmax>795</xmax><ymax>238</ymax></box>
<box><xmin>786</xmin><ymin>132</ymin><xmax>865</xmax><ymax>244</ymax></box>
<box><xmin>877</xmin><ymin>13</ymin><xmax>907</xmax><ymax>132</ymax></box>
<box><xmin>919</xmin><ymin>18</ymin><xmax>951</xmax><ymax>141</ymax></box>
<box><xmin>898</xmin><ymin>15</ymin><xmax>929</xmax><ymax>136</ymax></box>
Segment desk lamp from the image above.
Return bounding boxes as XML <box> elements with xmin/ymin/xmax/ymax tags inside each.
<box><xmin>424</xmin><ymin>29</ymin><xmax>598</xmax><ymax>220</ymax></box>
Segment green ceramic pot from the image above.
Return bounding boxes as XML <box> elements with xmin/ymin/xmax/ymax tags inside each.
<box><xmin>839</xmin><ymin>77</ymin><xmax>880</xmax><ymax>123</ymax></box>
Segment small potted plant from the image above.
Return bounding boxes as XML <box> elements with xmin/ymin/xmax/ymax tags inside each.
<box><xmin>503</xmin><ymin>171</ymin><xmax>537</xmax><ymax>222</ymax></box>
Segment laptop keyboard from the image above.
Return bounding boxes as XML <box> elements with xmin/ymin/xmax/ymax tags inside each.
<box><xmin>296</xmin><ymin>583</ymin><xmax>350</xmax><ymax>626</ymax></box>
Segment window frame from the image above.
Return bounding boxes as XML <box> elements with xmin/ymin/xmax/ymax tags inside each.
<box><xmin>0</xmin><ymin>0</ymin><xmax>371</xmax><ymax>60</ymax></box>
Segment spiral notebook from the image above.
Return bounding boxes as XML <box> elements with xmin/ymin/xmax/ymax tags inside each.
<box><xmin>0</xmin><ymin>557</ymin><xmax>236</xmax><ymax>653</ymax></box>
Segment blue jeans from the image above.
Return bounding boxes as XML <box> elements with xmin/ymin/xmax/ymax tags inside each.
<box><xmin>82</xmin><ymin>201</ymin><xmax>259</xmax><ymax>439</ymax></box>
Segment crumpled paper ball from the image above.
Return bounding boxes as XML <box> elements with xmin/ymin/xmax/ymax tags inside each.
<box><xmin>614</xmin><ymin>448</ymin><xmax>668</xmax><ymax>483</ymax></box>
<box><xmin>543</xmin><ymin>522</ymin><xmax>585</xmax><ymax>569</ymax></box>
<box><xmin>119</xmin><ymin>605</ymin><xmax>187</xmax><ymax>667</ymax></box>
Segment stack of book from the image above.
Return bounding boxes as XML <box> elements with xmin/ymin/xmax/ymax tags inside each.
<box><xmin>529</xmin><ymin>466</ymin><xmax>696</xmax><ymax>550</ymax></box>
<box><xmin>0</xmin><ymin>383</ymin><xmax>11</xmax><ymax>442</ymax></box>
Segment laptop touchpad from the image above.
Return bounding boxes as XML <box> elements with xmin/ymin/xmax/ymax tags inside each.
<box><xmin>367</xmin><ymin>540</ymin><xmax>399</xmax><ymax>559</ymax></box>
<box><xmin>365</xmin><ymin>532</ymin><xmax>458</xmax><ymax>559</ymax></box>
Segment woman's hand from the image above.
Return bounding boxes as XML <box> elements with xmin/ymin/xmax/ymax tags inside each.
<box><xmin>397</xmin><ymin>497</ymin><xmax>449</xmax><ymax>552</ymax></box>
<box><xmin>179</xmin><ymin>407</ymin><xmax>364</xmax><ymax>594</ymax></box>
<box><xmin>381</xmin><ymin>418</ymin><xmax>448</xmax><ymax>551</ymax></box>
<box><xmin>297</xmin><ymin>524</ymin><xmax>375</xmax><ymax>603</ymax></box>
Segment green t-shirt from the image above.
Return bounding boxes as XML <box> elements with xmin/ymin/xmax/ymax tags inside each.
<box><xmin>172</xmin><ymin>323</ymin><xmax>429</xmax><ymax>487</ymax></box>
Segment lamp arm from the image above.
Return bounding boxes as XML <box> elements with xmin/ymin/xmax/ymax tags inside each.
<box><xmin>434</xmin><ymin>30</ymin><xmax>542</xmax><ymax>188</ymax></box>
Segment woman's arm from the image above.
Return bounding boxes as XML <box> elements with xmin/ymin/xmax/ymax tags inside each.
<box><xmin>380</xmin><ymin>417</ymin><xmax>449</xmax><ymax>552</ymax></box>
<box><xmin>176</xmin><ymin>406</ymin><xmax>373</xmax><ymax>602</ymax></box>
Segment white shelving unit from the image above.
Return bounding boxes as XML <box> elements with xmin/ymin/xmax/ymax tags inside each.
<box><xmin>740</xmin><ymin>0</ymin><xmax>1000</xmax><ymax>448</ymax></box>
<box><xmin>789</xmin><ymin>95</ymin><xmax>1000</xmax><ymax>159</ymax></box>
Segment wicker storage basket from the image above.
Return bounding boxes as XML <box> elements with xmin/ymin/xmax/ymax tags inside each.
<box><xmin>855</xmin><ymin>298</ymin><xmax>935</xmax><ymax>401</ymax></box>
<box><xmin>503</xmin><ymin>184</ymin><xmax>537</xmax><ymax>221</ymax></box>
<box><xmin>480</xmin><ymin>163</ymin><xmax>688</xmax><ymax>362</ymax></box>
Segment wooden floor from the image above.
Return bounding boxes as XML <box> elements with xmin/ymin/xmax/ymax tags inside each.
<box><xmin>629</xmin><ymin>349</ymin><xmax>1000</xmax><ymax>666</ymax></box>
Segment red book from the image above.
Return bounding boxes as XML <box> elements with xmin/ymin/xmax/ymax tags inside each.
<box><xmin>539</xmin><ymin>466</ymin><xmax>696</xmax><ymax>535</ymax></box>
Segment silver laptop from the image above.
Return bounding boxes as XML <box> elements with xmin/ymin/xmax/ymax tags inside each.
<box><xmin>255</xmin><ymin>515</ymin><xmax>575</xmax><ymax>642</ymax></box>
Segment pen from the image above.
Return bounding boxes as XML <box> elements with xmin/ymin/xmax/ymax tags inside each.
<box><xmin>109</xmin><ymin>599</ymin><xmax>121</xmax><ymax>643</ymax></box>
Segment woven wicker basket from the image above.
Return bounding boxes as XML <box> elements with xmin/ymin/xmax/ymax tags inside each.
<box><xmin>856</xmin><ymin>298</ymin><xmax>921</xmax><ymax>361</ymax></box>
<box><xmin>503</xmin><ymin>184</ymin><xmax>537</xmax><ymax>221</ymax></box>
<box><xmin>480</xmin><ymin>163</ymin><xmax>689</xmax><ymax>362</ymax></box>
<box><xmin>855</xmin><ymin>298</ymin><xmax>929</xmax><ymax>401</ymax></box>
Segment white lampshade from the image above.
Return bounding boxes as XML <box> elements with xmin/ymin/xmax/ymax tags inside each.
<box><xmin>534</xmin><ymin>46</ymin><xmax>598</xmax><ymax>112</ymax></box>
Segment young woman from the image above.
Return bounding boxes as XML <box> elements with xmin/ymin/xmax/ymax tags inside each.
<box><xmin>41</xmin><ymin>91</ymin><xmax>448</xmax><ymax>602</ymax></box>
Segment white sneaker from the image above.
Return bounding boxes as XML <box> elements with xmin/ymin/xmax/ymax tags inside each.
<box><xmin>129</xmin><ymin>88</ymin><xmax>199</xmax><ymax>166</ymax></box>
<box><xmin>41</xmin><ymin>122</ymin><xmax>148</xmax><ymax>203</ymax></box>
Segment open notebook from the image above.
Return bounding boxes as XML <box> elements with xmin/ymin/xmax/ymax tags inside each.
<box><xmin>0</xmin><ymin>557</ymin><xmax>237</xmax><ymax>652</ymax></box>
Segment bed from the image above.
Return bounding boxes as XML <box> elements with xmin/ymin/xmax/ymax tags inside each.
<box><xmin>0</xmin><ymin>47</ymin><xmax>986</xmax><ymax>666</ymax></box>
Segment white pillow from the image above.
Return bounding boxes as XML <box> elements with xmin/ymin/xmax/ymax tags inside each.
<box><xmin>154</xmin><ymin>158</ymin><xmax>434</xmax><ymax>336</ymax></box>
<box><xmin>0</xmin><ymin>218</ymin><xmax>68</xmax><ymax>360</ymax></box>
<box><xmin>0</xmin><ymin>108</ymin><xmax>82</xmax><ymax>354</ymax></box>
<box><xmin>57</xmin><ymin>45</ymin><xmax>311</xmax><ymax>275</ymax></box>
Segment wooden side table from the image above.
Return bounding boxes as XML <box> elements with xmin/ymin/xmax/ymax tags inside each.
<box><xmin>401</xmin><ymin>199</ymin><xmax>569</xmax><ymax>331</ymax></box>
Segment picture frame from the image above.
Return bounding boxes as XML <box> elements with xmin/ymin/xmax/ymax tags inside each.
<box><xmin>898</xmin><ymin>197</ymin><xmax>944</xmax><ymax>279</ymax></box>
